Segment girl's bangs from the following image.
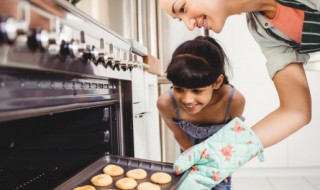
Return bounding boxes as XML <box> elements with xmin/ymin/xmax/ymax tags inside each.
<box><xmin>166</xmin><ymin>57</ymin><xmax>217</xmax><ymax>88</ymax></box>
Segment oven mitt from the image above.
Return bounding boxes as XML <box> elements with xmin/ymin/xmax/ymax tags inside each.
<box><xmin>174</xmin><ymin>117</ymin><xmax>264</xmax><ymax>190</ymax></box>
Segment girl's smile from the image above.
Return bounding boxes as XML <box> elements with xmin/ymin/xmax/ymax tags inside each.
<box><xmin>173</xmin><ymin>85</ymin><xmax>214</xmax><ymax>115</ymax></box>
<box><xmin>183</xmin><ymin>103</ymin><xmax>201</xmax><ymax>113</ymax></box>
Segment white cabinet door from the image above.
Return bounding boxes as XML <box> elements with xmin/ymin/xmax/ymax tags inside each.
<box><xmin>132</xmin><ymin>66</ymin><xmax>146</xmax><ymax>116</ymax></box>
<box><xmin>132</xmin><ymin>71</ymin><xmax>161</xmax><ymax>161</ymax></box>
<box><xmin>143</xmin><ymin>72</ymin><xmax>161</xmax><ymax>161</ymax></box>
<box><xmin>287</xmin><ymin>70</ymin><xmax>320</xmax><ymax>167</ymax></box>
<box><xmin>133</xmin><ymin>116</ymin><xmax>148</xmax><ymax>159</ymax></box>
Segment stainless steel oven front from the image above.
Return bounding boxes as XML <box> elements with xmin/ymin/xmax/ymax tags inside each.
<box><xmin>0</xmin><ymin>0</ymin><xmax>140</xmax><ymax>189</ymax></box>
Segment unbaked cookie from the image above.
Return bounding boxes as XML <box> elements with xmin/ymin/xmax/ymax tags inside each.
<box><xmin>103</xmin><ymin>164</ymin><xmax>124</xmax><ymax>176</ymax></box>
<box><xmin>115</xmin><ymin>177</ymin><xmax>138</xmax><ymax>190</ymax></box>
<box><xmin>90</xmin><ymin>174</ymin><xmax>112</xmax><ymax>187</ymax></box>
<box><xmin>150</xmin><ymin>172</ymin><xmax>172</xmax><ymax>184</ymax></box>
<box><xmin>126</xmin><ymin>168</ymin><xmax>147</xmax><ymax>180</ymax></box>
<box><xmin>137</xmin><ymin>182</ymin><xmax>161</xmax><ymax>190</ymax></box>
<box><xmin>73</xmin><ymin>185</ymin><xmax>96</xmax><ymax>190</ymax></box>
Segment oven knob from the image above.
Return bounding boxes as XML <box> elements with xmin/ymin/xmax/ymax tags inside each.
<box><xmin>127</xmin><ymin>53</ymin><xmax>133</xmax><ymax>71</ymax></box>
<box><xmin>0</xmin><ymin>17</ymin><xmax>18</xmax><ymax>45</ymax></box>
<box><xmin>114</xmin><ymin>61</ymin><xmax>120</xmax><ymax>71</ymax></box>
<box><xmin>69</xmin><ymin>39</ymin><xmax>82</xmax><ymax>58</ymax></box>
<box><xmin>127</xmin><ymin>63</ymin><xmax>133</xmax><ymax>71</ymax></box>
<box><xmin>83</xmin><ymin>51</ymin><xmax>94</xmax><ymax>62</ymax></box>
<box><xmin>27</xmin><ymin>28</ymin><xmax>49</xmax><ymax>52</ymax></box>
<box><xmin>96</xmin><ymin>57</ymin><xmax>105</xmax><ymax>66</ymax></box>
<box><xmin>83</xmin><ymin>52</ymin><xmax>93</xmax><ymax>62</ymax></box>
<box><xmin>59</xmin><ymin>40</ymin><xmax>71</xmax><ymax>56</ymax></box>
<box><xmin>92</xmin><ymin>46</ymin><xmax>101</xmax><ymax>65</ymax></box>
<box><xmin>95</xmin><ymin>38</ymin><xmax>107</xmax><ymax>66</ymax></box>
<box><xmin>47</xmin><ymin>36</ymin><xmax>59</xmax><ymax>55</ymax></box>
<box><xmin>102</xmin><ymin>56</ymin><xmax>109</xmax><ymax>68</ymax></box>
<box><xmin>120</xmin><ymin>63</ymin><xmax>127</xmax><ymax>71</ymax></box>
<box><xmin>120</xmin><ymin>52</ymin><xmax>128</xmax><ymax>71</ymax></box>
<box><xmin>106</xmin><ymin>59</ymin><xmax>114</xmax><ymax>69</ymax></box>
<box><xmin>95</xmin><ymin>54</ymin><xmax>108</xmax><ymax>66</ymax></box>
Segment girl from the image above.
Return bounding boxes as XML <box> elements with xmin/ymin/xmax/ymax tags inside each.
<box><xmin>157</xmin><ymin>36</ymin><xmax>245</xmax><ymax>190</ymax></box>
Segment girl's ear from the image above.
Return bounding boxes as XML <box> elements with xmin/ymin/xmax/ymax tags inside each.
<box><xmin>213</xmin><ymin>74</ymin><xmax>224</xmax><ymax>90</ymax></box>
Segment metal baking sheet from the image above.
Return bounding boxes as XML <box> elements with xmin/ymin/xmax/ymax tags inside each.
<box><xmin>54</xmin><ymin>155</ymin><xmax>188</xmax><ymax>190</ymax></box>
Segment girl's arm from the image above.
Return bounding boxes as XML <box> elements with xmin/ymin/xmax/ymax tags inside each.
<box><xmin>229</xmin><ymin>87</ymin><xmax>246</xmax><ymax>119</ymax></box>
<box><xmin>157</xmin><ymin>94</ymin><xmax>194</xmax><ymax>150</ymax></box>
<box><xmin>252</xmin><ymin>62</ymin><xmax>312</xmax><ymax>148</ymax></box>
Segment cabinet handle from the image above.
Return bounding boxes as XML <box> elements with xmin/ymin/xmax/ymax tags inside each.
<box><xmin>134</xmin><ymin>112</ymin><xmax>149</xmax><ymax>118</ymax></box>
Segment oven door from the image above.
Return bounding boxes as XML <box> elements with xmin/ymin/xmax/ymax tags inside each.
<box><xmin>0</xmin><ymin>104</ymin><xmax>120</xmax><ymax>190</ymax></box>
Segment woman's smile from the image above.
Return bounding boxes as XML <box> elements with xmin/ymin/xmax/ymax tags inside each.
<box><xmin>198</xmin><ymin>15</ymin><xmax>209</xmax><ymax>29</ymax></box>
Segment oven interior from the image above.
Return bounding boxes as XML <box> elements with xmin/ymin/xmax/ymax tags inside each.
<box><xmin>0</xmin><ymin>105</ymin><xmax>122</xmax><ymax>189</ymax></box>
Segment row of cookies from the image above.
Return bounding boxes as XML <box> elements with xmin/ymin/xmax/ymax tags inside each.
<box><xmin>74</xmin><ymin>164</ymin><xmax>172</xmax><ymax>190</ymax></box>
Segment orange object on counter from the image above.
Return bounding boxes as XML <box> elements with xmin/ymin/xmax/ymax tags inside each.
<box><xmin>143</xmin><ymin>55</ymin><xmax>162</xmax><ymax>76</ymax></box>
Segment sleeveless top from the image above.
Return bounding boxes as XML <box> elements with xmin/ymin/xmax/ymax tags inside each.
<box><xmin>168</xmin><ymin>85</ymin><xmax>245</xmax><ymax>145</ymax></box>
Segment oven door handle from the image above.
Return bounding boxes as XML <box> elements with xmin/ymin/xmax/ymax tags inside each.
<box><xmin>103</xmin><ymin>130</ymin><xmax>110</xmax><ymax>143</ymax></box>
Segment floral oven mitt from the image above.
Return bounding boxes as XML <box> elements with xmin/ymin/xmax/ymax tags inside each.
<box><xmin>174</xmin><ymin>117</ymin><xmax>264</xmax><ymax>190</ymax></box>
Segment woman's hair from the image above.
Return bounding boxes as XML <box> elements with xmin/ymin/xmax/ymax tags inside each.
<box><xmin>166</xmin><ymin>36</ymin><xmax>231</xmax><ymax>88</ymax></box>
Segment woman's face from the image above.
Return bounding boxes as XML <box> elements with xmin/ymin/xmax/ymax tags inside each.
<box><xmin>173</xmin><ymin>85</ymin><xmax>214</xmax><ymax>115</ymax></box>
<box><xmin>159</xmin><ymin>0</ymin><xmax>229</xmax><ymax>33</ymax></box>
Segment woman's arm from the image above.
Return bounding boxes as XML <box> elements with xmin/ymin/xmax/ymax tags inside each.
<box><xmin>252</xmin><ymin>62</ymin><xmax>312</xmax><ymax>148</ymax></box>
<box><xmin>157</xmin><ymin>94</ymin><xmax>194</xmax><ymax>150</ymax></box>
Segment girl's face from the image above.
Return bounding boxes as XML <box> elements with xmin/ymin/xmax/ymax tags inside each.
<box><xmin>173</xmin><ymin>85</ymin><xmax>214</xmax><ymax>114</ymax></box>
<box><xmin>159</xmin><ymin>0</ymin><xmax>229</xmax><ymax>33</ymax></box>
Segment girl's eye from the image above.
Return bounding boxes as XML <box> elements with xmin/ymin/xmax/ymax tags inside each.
<box><xmin>192</xmin><ymin>90</ymin><xmax>202</xmax><ymax>94</ymax></box>
<box><xmin>174</xmin><ymin>87</ymin><xmax>183</xmax><ymax>92</ymax></box>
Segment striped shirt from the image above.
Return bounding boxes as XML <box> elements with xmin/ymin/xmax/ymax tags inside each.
<box><xmin>275</xmin><ymin>0</ymin><xmax>320</xmax><ymax>53</ymax></box>
<box><xmin>246</xmin><ymin>0</ymin><xmax>320</xmax><ymax>78</ymax></box>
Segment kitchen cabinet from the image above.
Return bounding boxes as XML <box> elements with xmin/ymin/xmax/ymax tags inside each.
<box><xmin>132</xmin><ymin>65</ymin><xmax>146</xmax><ymax>116</ymax></box>
<box><xmin>132</xmin><ymin>69</ymin><xmax>161</xmax><ymax>161</ymax></box>
<box><xmin>142</xmin><ymin>72</ymin><xmax>161</xmax><ymax>161</ymax></box>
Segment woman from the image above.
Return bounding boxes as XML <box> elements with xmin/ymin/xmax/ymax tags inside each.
<box><xmin>159</xmin><ymin>0</ymin><xmax>319</xmax><ymax>189</ymax></box>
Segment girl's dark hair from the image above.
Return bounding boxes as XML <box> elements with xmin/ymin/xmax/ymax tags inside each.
<box><xmin>166</xmin><ymin>36</ymin><xmax>230</xmax><ymax>88</ymax></box>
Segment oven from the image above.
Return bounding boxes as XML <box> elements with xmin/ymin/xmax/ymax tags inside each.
<box><xmin>0</xmin><ymin>0</ymin><xmax>135</xmax><ymax>189</ymax></box>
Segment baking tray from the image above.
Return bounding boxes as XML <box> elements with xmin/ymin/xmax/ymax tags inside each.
<box><xmin>54</xmin><ymin>155</ymin><xmax>188</xmax><ymax>190</ymax></box>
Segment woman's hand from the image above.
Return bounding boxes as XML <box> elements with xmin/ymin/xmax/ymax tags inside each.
<box><xmin>174</xmin><ymin>118</ymin><xmax>264</xmax><ymax>190</ymax></box>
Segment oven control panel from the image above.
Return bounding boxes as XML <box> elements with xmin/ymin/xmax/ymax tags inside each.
<box><xmin>0</xmin><ymin>0</ymin><xmax>144</xmax><ymax>80</ymax></box>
